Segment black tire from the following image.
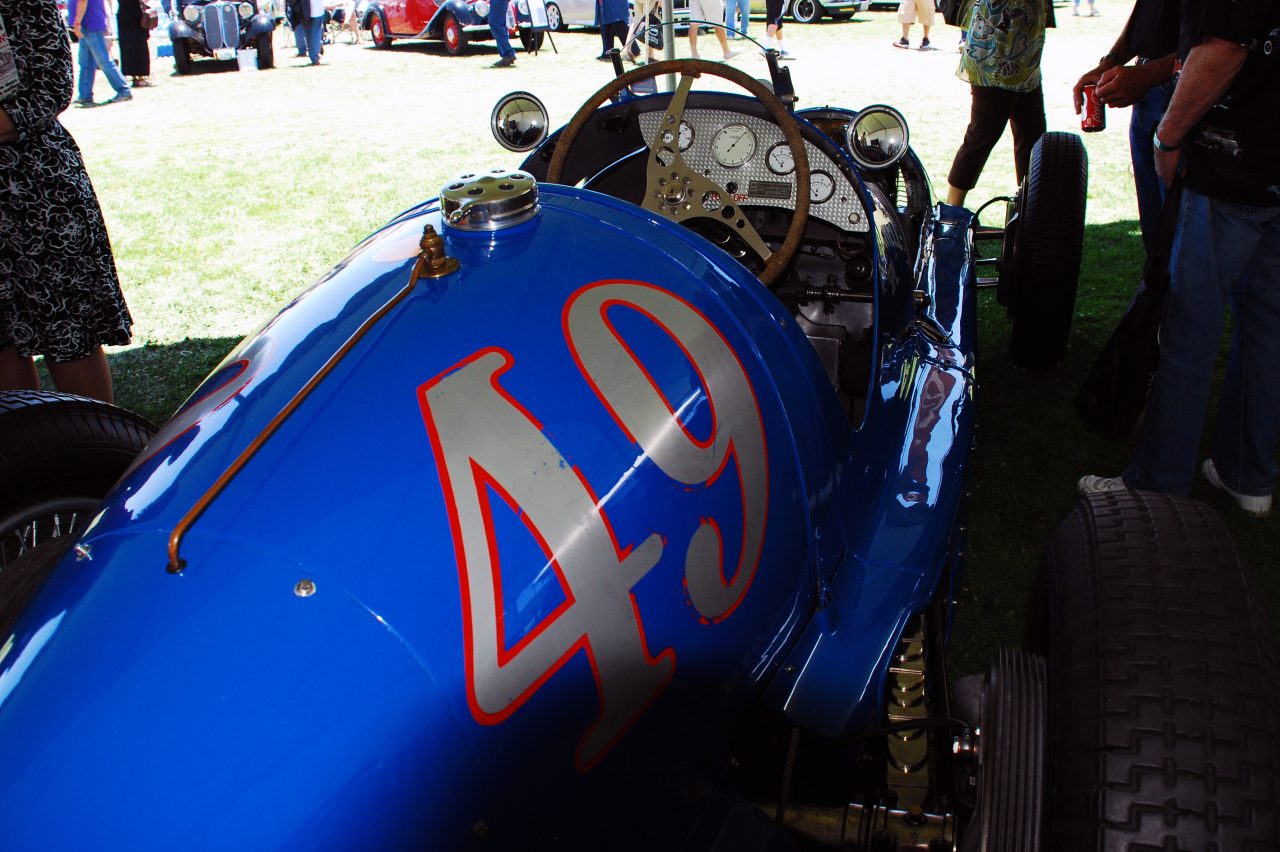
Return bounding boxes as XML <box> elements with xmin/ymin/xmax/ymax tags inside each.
<box><xmin>1004</xmin><ymin>131</ymin><xmax>1087</xmax><ymax>369</ymax></box>
<box><xmin>545</xmin><ymin>1</ymin><xmax>564</xmax><ymax>31</ymax></box>
<box><xmin>791</xmin><ymin>0</ymin><xmax>822</xmax><ymax>22</ymax></box>
<box><xmin>519</xmin><ymin>27</ymin><xmax>543</xmax><ymax>51</ymax></box>
<box><xmin>0</xmin><ymin>391</ymin><xmax>156</xmax><ymax>571</ymax></box>
<box><xmin>0</xmin><ymin>537</ymin><xmax>74</xmax><ymax>638</ymax></box>
<box><xmin>172</xmin><ymin>37</ymin><xmax>192</xmax><ymax>73</ymax></box>
<box><xmin>1042</xmin><ymin>491</ymin><xmax>1280</xmax><ymax>850</ymax></box>
<box><xmin>441</xmin><ymin>11</ymin><xmax>466</xmax><ymax>55</ymax></box>
<box><xmin>256</xmin><ymin>30</ymin><xmax>274</xmax><ymax>67</ymax></box>
<box><xmin>828</xmin><ymin>9</ymin><xmax>854</xmax><ymax>18</ymax></box>
<box><xmin>368</xmin><ymin>11</ymin><xmax>391</xmax><ymax>47</ymax></box>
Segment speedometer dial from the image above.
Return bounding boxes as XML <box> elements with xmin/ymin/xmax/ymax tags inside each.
<box><xmin>809</xmin><ymin>170</ymin><xmax>835</xmax><ymax>204</ymax></box>
<box><xmin>711</xmin><ymin>124</ymin><xmax>756</xmax><ymax>168</ymax></box>
<box><xmin>766</xmin><ymin>143</ymin><xmax>795</xmax><ymax>175</ymax></box>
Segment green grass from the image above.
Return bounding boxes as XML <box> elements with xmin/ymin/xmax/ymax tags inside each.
<box><xmin>56</xmin><ymin>7</ymin><xmax>1277</xmax><ymax>673</ymax></box>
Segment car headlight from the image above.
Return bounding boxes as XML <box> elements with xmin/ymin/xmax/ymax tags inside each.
<box><xmin>182</xmin><ymin>4</ymin><xmax>200</xmax><ymax>22</ymax></box>
<box><xmin>473</xmin><ymin>0</ymin><xmax>489</xmax><ymax>15</ymax></box>
<box><xmin>238</xmin><ymin>1</ymin><xmax>253</xmax><ymax>16</ymax></box>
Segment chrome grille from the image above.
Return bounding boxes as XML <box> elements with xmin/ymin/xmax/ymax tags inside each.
<box><xmin>201</xmin><ymin>3</ymin><xmax>240</xmax><ymax>50</ymax></box>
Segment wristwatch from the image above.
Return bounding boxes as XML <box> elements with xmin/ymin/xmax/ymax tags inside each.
<box><xmin>1152</xmin><ymin>131</ymin><xmax>1180</xmax><ymax>153</ymax></box>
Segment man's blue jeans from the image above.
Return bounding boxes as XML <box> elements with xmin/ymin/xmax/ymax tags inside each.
<box><xmin>489</xmin><ymin>0</ymin><xmax>514</xmax><ymax>58</ymax></box>
<box><xmin>77</xmin><ymin>30</ymin><xmax>130</xmax><ymax>101</ymax></box>
<box><xmin>1126</xmin><ymin>189</ymin><xmax>1280</xmax><ymax>498</ymax></box>
<box><xmin>726</xmin><ymin>0</ymin><xmax>748</xmax><ymax>37</ymax></box>
<box><xmin>301</xmin><ymin>15</ymin><xmax>324</xmax><ymax>63</ymax></box>
<box><xmin>1128</xmin><ymin>78</ymin><xmax>1174</xmax><ymax>255</ymax></box>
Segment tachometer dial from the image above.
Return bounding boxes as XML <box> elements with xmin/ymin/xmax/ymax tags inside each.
<box><xmin>711</xmin><ymin>124</ymin><xmax>756</xmax><ymax>168</ymax></box>
<box><xmin>766</xmin><ymin>142</ymin><xmax>795</xmax><ymax>175</ymax></box>
<box><xmin>809</xmin><ymin>170</ymin><xmax>835</xmax><ymax>204</ymax></box>
<box><xmin>678</xmin><ymin>121</ymin><xmax>695</xmax><ymax>151</ymax></box>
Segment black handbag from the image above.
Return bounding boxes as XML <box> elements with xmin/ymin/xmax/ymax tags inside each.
<box><xmin>1074</xmin><ymin>181</ymin><xmax>1183</xmax><ymax>438</ymax></box>
<box><xmin>643</xmin><ymin>7</ymin><xmax>663</xmax><ymax>49</ymax></box>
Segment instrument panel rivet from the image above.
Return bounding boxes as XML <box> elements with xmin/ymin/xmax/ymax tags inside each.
<box><xmin>294</xmin><ymin>579</ymin><xmax>317</xmax><ymax>598</ymax></box>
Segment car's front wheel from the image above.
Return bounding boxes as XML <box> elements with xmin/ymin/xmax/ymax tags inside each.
<box><xmin>0</xmin><ymin>391</ymin><xmax>155</xmax><ymax>634</ymax></box>
<box><xmin>368</xmin><ymin>11</ymin><xmax>391</xmax><ymax>47</ymax></box>
<box><xmin>791</xmin><ymin>0</ymin><xmax>823</xmax><ymax>23</ymax></box>
<box><xmin>1041</xmin><ymin>492</ymin><xmax>1280</xmax><ymax>850</ymax></box>
<box><xmin>255</xmin><ymin>31</ymin><xmax>274</xmax><ymax>67</ymax></box>
<box><xmin>172</xmin><ymin>37</ymin><xmax>192</xmax><ymax>73</ymax></box>
<box><xmin>545</xmin><ymin>1</ymin><xmax>564</xmax><ymax>30</ymax></box>
<box><xmin>441</xmin><ymin>11</ymin><xmax>466</xmax><ymax>54</ymax></box>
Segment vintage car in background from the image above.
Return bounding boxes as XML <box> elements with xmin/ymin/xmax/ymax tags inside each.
<box><xmin>168</xmin><ymin>0</ymin><xmax>277</xmax><ymax>72</ymax></box>
<box><xmin>1</xmin><ymin>55</ymin><xmax>1276</xmax><ymax>851</ymax></box>
<box><xmin>543</xmin><ymin>0</ymin><xmax>689</xmax><ymax>33</ymax></box>
<box><xmin>750</xmin><ymin>0</ymin><xmax>867</xmax><ymax>23</ymax></box>
<box><xmin>363</xmin><ymin>0</ymin><xmax>544</xmax><ymax>54</ymax></box>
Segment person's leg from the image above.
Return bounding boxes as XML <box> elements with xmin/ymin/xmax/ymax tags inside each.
<box><xmin>46</xmin><ymin>348</ymin><xmax>114</xmax><ymax>403</ymax></box>
<box><xmin>83</xmin><ymin>29</ymin><xmax>131</xmax><ymax>94</ymax></box>
<box><xmin>489</xmin><ymin>0</ymin><xmax>515</xmax><ymax>59</ymax></box>
<box><xmin>77</xmin><ymin>34</ymin><xmax>99</xmax><ymax>101</ymax></box>
<box><xmin>1125</xmin><ymin>190</ymin><xmax>1248</xmax><ymax>494</ymax></box>
<box><xmin>1211</xmin><ymin>206</ymin><xmax>1280</xmax><ymax>497</ymax></box>
<box><xmin>0</xmin><ymin>348</ymin><xmax>40</xmax><ymax>392</ymax></box>
<box><xmin>295</xmin><ymin>23</ymin><xmax>306</xmax><ymax>54</ymax></box>
<box><xmin>688</xmin><ymin>23</ymin><xmax>698</xmax><ymax>56</ymax></box>
<box><xmin>1007</xmin><ymin>84</ymin><xmax>1046</xmax><ymax>184</ymax></box>
<box><xmin>1128</xmin><ymin>80</ymin><xmax>1174</xmax><ymax>255</ymax></box>
<box><xmin>946</xmin><ymin>85</ymin><xmax>1015</xmax><ymax>206</ymax></box>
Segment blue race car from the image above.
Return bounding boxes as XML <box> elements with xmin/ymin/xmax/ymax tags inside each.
<box><xmin>1</xmin><ymin>57</ymin><xmax>1276</xmax><ymax>851</ymax></box>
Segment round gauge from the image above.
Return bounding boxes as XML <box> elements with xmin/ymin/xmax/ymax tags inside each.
<box><xmin>809</xmin><ymin>170</ymin><xmax>835</xmax><ymax>204</ymax></box>
<box><xmin>766</xmin><ymin>143</ymin><xmax>795</xmax><ymax>175</ymax></box>
<box><xmin>711</xmin><ymin>124</ymin><xmax>757</xmax><ymax>168</ymax></box>
<box><xmin>678</xmin><ymin>121</ymin><xmax>695</xmax><ymax>151</ymax></box>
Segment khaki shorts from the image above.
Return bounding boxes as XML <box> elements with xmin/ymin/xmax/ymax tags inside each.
<box><xmin>688</xmin><ymin>0</ymin><xmax>725</xmax><ymax>24</ymax></box>
<box><xmin>897</xmin><ymin>0</ymin><xmax>935</xmax><ymax>26</ymax></box>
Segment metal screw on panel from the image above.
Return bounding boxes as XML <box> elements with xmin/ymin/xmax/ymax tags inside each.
<box><xmin>294</xmin><ymin>579</ymin><xmax>317</xmax><ymax>598</ymax></box>
<box><xmin>74</xmin><ymin>544</ymin><xmax>93</xmax><ymax>562</ymax></box>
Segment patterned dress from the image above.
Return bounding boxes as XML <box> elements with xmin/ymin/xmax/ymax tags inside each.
<box><xmin>0</xmin><ymin>0</ymin><xmax>132</xmax><ymax>363</ymax></box>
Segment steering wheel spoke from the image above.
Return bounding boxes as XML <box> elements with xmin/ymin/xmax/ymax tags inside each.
<box><xmin>547</xmin><ymin>59</ymin><xmax>810</xmax><ymax>287</ymax></box>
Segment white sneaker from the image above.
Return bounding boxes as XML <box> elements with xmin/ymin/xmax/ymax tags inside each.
<box><xmin>1202</xmin><ymin>459</ymin><xmax>1273</xmax><ymax>517</ymax></box>
<box><xmin>778</xmin><ymin>48</ymin><xmax>796</xmax><ymax>59</ymax></box>
<box><xmin>1077</xmin><ymin>474</ymin><xmax>1130</xmax><ymax>496</ymax></box>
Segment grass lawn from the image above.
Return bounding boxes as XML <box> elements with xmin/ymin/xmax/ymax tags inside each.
<box><xmin>56</xmin><ymin>5</ymin><xmax>1278</xmax><ymax>675</ymax></box>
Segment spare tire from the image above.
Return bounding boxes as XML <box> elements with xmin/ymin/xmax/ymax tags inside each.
<box><xmin>0</xmin><ymin>391</ymin><xmax>156</xmax><ymax>625</ymax></box>
<box><xmin>1003</xmin><ymin>131</ymin><xmax>1087</xmax><ymax>369</ymax></box>
<box><xmin>1040</xmin><ymin>491</ymin><xmax>1280</xmax><ymax>850</ymax></box>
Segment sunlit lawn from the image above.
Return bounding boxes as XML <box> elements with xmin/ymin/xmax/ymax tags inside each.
<box><xmin>56</xmin><ymin>6</ymin><xmax>1277</xmax><ymax>673</ymax></box>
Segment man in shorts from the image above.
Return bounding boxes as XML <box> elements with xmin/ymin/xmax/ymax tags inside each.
<box><xmin>763</xmin><ymin>0</ymin><xmax>794</xmax><ymax>58</ymax></box>
<box><xmin>688</xmin><ymin>0</ymin><xmax>741</xmax><ymax>59</ymax></box>
<box><xmin>894</xmin><ymin>0</ymin><xmax>934</xmax><ymax>49</ymax></box>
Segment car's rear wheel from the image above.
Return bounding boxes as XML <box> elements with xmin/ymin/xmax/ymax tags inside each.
<box><xmin>545</xmin><ymin>1</ymin><xmax>564</xmax><ymax>30</ymax></box>
<box><xmin>441</xmin><ymin>11</ymin><xmax>466</xmax><ymax>54</ymax></box>
<box><xmin>1041</xmin><ymin>492</ymin><xmax>1280</xmax><ymax>851</ymax></box>
<box><xmin>519</xmin><ymin>27</ymin><xmax>543</xmax><ymax>51</ymax></box>
<box><xmin>368</xmin><ymin>11</ymin><xmax>391</xmax><ymax>47</ymax></box>
<box><xmin>1003</xmin><ymin>131</ymin><xmax>1087</xmax><ymax>369</ymax></box>
<box><xmin>0</xmin><ymin>391</ymin><xmax>156</xmax><ymax>631</ymax></box>
<box><xmin>255</xmin><ymin>31</ymin><xmax>274</xmax><ymax>67</ymax></box>
<box><xmin>172</xmin><ymin>37</ymin><xmax>192</xmax><ymax>73</ymax></box>
<box><xmin>791</xmin><ymin>0</ymin><xmax>822</xmax><ymax>23</ymax></box>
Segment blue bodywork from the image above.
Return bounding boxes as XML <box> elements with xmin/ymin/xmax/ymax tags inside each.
<box><xmin>0</xmin><ymin>97</ymin><xmax>978</xmax><ymax>847</ymax></box>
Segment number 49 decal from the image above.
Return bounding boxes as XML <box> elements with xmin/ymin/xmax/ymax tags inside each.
<box><xmin>418</xmin><ymin>280</ymin><xmax>768</xmax><ymax>771</ymax></box>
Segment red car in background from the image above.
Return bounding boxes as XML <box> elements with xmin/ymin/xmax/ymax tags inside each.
<box><xmin>362</xmin><ymin>0</ymin><xmax>543</xmax><ymax>54</ymax></box>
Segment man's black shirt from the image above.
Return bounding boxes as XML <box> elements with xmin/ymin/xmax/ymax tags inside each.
<box><xmin>1120</xmin><ymin>0</ymin><xmax>1180</xmax><ymax>59</ymax></box>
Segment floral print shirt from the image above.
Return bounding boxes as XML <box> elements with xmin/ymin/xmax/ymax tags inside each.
<box><xmin>956</xmin><ymin>0</ymin><xmax>1050</xmax><ymax>92</ymax></box>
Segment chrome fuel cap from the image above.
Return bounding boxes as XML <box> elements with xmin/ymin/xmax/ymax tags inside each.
<box><xmin>441</xmin><ymin>169</ymin><xmax>539</xmax><ymax>232</ymax></box>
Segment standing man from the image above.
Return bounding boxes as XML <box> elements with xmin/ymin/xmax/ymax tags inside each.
<box><xmin>1072</xmin><ymin>1</ymin><xmax>1178</xmax><ymax>253</ymax></box>
<box><xmin>69</xmin><ymin>0</ymin><xmax>132</xmax><ymax>106</ymax></box>
<box><xmin>298</xmin><ymin>0</ymin><xmax>325</xmax><ymax>63</ymax></box>
<box><xmin>1079</xmin><ymin>0</ymin><xmax>1280</xmax><ymax>516</ymax></box>
<box><xmin>726</xmin><ymin>0</ymin><xmax>747</xmax><ymax>39</ymax></box>
<box><xmin>688</xmin><ymin>0</ymin><xmax>739</xmax><ymax>59</ymax></box>
<box><xmin>893</xmin><ymin>0</ymin><xmax>934</xmax><ymax>49</ymax></box>
<box><xmin>489</xmin><ymin>0</ymin><xmax>516</xmax><ymax>66</ymax></box>
<box><xmin>762</xmin><ymin>0</ymin><xmax>792</xmax><ymax>58</ymax></box>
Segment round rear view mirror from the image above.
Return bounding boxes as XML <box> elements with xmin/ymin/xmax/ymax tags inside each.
<box><xmin>845</xmin><ymin>105</ymin><xmax>909</xmax><ymax>170</ymax></box>
<box><xmin>491</xmin><ymin>92</ymin><xmax>550</xmax><ymax>153</ymax></box>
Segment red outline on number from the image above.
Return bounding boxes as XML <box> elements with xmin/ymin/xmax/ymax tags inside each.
<box><xmin>562</xmin><ymin>280</ymin><xmax>770</xmax><ymax>624</ymax></box>
<box><xmin>418</xmin><ymin>345</ymin><xmax>674</xmax><ymax>756</ymax></box>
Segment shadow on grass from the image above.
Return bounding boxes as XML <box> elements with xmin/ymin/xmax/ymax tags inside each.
<box><xmin>108</xmin><ymin>337</ymin><xmax>242</xmax><ymax>426</ymax></box>
<box><xmin>950</xmin><ymin>219</ymin><xmax>1279</xmax><ymax>677</ymax></box>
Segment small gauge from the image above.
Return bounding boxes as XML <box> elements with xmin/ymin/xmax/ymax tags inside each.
<box><xmin>678</xmin><ymin>121</ymin><xmax>695</xmax><ymax>151</ymax></box>
<box><xmin>766</xmin><ymin>143</ymin><xmax>795</xmax><ymax>175</ymax></box>
<box><xmin>711</xmin><ymin>124</ymin><xmax>757</xmax><ymax>168</ymax></box>
<box><xmin>809</xmin><ymin>170</ymin><xmax>835</xmax><ymax>204</ymax></box>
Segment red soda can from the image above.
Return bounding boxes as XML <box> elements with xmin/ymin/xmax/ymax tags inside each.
<box><xmin>1081</xmin><ymin>83</ymin><xmax>1106</xmax><ymax>132</ymax></box>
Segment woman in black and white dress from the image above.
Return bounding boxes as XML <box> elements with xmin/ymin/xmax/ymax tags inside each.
<box><xmin>0</xmin><ymin>0</ymin><xmax>133</xmax><ymax>402</ymax></box>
